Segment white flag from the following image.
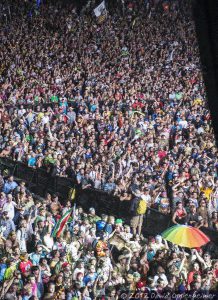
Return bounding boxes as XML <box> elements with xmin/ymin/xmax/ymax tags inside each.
<box><xmin>94</xmin><ymin>0</ymin><xmax>106</xmax><ymax>17</ymax></box>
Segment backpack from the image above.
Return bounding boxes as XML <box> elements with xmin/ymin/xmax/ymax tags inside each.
<box><xmin>136</xmin><ymin>199</ymin><xmax>147</xmax><ymax>215</ymax></box>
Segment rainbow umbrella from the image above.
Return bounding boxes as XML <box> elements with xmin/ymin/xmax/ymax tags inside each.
<box><xmin>162</xmin><ymin>225</ymin><xmax>210</xmax><ymax>248</ymax></box>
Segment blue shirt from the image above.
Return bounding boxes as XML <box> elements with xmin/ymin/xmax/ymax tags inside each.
<box><xmin>0</xmin><ymin>263</ymin><xmax>7</xmax><ymax>282</ymax></box>
<box><xmin>147</xmin><ymin>250</ymin><xmax>155</xmax><ymax>262</ymax></box>
<box><xmin>90</xmin><ymin>104</ymin><xmax>97</xmax><ymax>112</ymax></box>
<box><xmin>29</xmin><ymin>252</ymin><xmax>42</xmax><ymax>265</ymax></box>
<box><xmin>103</xmin><ymin>182</ymin><xmax>116</xmax><ymax>193</ymax></box>
<box><xmin>0</xmin><ymin>219</ymin><xmax>15</xmax><ymax>238</ymax></box>
<box><xmin>37</xmin><ymin>275</ymin><xmax>44</xmax><ymax>299</ymax></box>
<box><xmin>22</xmin><ymin>296</ymin><xmax>32</xmax><ymax>300</ymax></box>
<box><xmin>85</xmin><ymin>153</ymin><xmax>92</xmax><ymax>159</ymax></box>
<box><xmin>59</xmin><ymin>102</ymin><xmax>68</xmax><ymax>113</ymax></box>
<box><xmin>3</xmin><ymin>181</ymin><xmax>18</xmax><ymax>194</ymax></box>
<box><xmin>28</xmin><ymin>157</ymin><xmax>36</xmax><ymax>167</ymax></box>
<box><xmin>107</xmin><ymin>124</ymin><xmax>113</xmax><ymax>132</ymax></box>
<box><xmin>104</xmin><ymin>223</ymin><xmax>113</xmax><ymax>234</ymax></box>
<box><xmin>83</xmin><ymin>273</ymin><xmax>97</xmax><ymax>286</ymax></box>
<box><xmin>76</xmin><ymin>173</ymin><xmax>83</xmax><ymax>184</ymax></box>
<box><xmin>165</xmin><ymin>171</ymin><xmax>174</xmax><ymax>181</ymax></box>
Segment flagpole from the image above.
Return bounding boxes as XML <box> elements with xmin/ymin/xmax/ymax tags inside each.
<box><xmin>8</xmin><ymin>6</ymin><xmax>11</xmax><ymax>21</ymax></box>
<box><xmin>70</xmin><ymin>202</ymin><xmax>76</xmax><ymax>236</ymax></box>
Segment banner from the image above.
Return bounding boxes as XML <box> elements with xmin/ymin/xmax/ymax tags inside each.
<box><xmin>36</xmin><ymin>0</ymin><xmax>41</xmax><ymax>9</ymax></box>
<box><xmin>94</xmin><ymin>1</ymin><xmax>106</xmax><ymax>17</ymax></box>
<box><xmin>94</xmin><ymin>1</ymin><xmax>107</xmax><ymax>23</ymax></box>
<box><xmin>109</xmin><ymin>233</ymin><xmax>127</xmax><ymax>250</ymax></box>
<box><xmin>52</xmin><ymin>209</ymin><xmax>73</xmax><ymax>238</ymax></box>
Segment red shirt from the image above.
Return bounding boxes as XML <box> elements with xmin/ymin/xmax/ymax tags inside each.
<box><xmin>19</xmin><ymin>260</ymin><xmax>33</xmax><ymax>273</ymax></box>
<box><xmin>158</xmin><ymin>150</ymin><xmax>167</xmax><ymax>159</ymax></box>
<box><xmin>190</xmin><ymin>78</ymin><xmax>196</xmax><ymax>85</ymax></box>
<box><xmin>115</xmin><ymin>93</ymin><xmax>122</xmax><ymax>101</ymax></box>
<box><xmin>118</xmin><ymin>116</ymin><xmax>123</xmax><ymax>128</ymax></box>
<box><xmin>132</xmin><ymin>101</ymin><xmax>145</xmax><ymax>109</ymax></box>
<box><xmin>187</xmin><ymin>270</ymin><xmax>201</xmax><ymax>285</ymax></box>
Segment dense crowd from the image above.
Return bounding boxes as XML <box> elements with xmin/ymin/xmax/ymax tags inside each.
<box><xmin>0</xmin><ymin>177</ymin><xmax>218</xmax><ymax>300</ymax></box>
<box><xmin>0</xmin><ymin>0</ymin><xmax>218</xmax><ymax>299</ymax></box>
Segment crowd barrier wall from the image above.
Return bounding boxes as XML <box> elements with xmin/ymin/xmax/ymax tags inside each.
<box><xmin>0</xmin><ymin>158</ymin><xmax>218</xmax><ymax>245</ymax></box>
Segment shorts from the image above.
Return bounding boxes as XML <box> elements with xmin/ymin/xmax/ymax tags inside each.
<box><xmin>130</xmin><ymin>215</ymin><xmax>144</xmax><ymax>228</ymax></box>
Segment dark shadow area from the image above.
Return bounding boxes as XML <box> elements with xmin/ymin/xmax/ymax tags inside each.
<box><xmin>193</xmin><ymin>0</ymin><xmax>218</xmax><ymax>145</ymax></box>
<box><xmin>1</xmin><ymin>157</ymin><xmax>218</xmax><ymax>246</ymax></box>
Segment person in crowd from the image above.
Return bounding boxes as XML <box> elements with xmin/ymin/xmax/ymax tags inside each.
<box><xmin>172</xmin><ymin>201</ymin><xmax>187</xmax><ymax>225</ymax></box>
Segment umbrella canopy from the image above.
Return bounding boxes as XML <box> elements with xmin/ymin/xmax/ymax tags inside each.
<box><xmin>162</xmin><ymin>225</ymin><xmax>210</xmax><ymax>248</ymax></box>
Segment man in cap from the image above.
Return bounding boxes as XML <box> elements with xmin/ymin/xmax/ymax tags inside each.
<box><xmin>88</xmin><ymin>207</ymin><xmax>100</xmax><ymax>224</ymax></box>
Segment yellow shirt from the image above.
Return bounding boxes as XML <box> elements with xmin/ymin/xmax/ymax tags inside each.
<box><xmin>193</xmin><ymin>98</ymin><xmax>203</xmax><ymax>106</ymax></box>
<box><xmin>200</xmin><ymin>187</ymin><xmax>212</xmax><ymax>200</ymax></box>
<box><xmin>4</xmin><ymin>265</ymin><xmax>17</xmax><ymax>280</ymax></box>
<box><xmin>37</xmin><ymin>112</ymin><xmax>44</xmax><ymax>122</ymax></box>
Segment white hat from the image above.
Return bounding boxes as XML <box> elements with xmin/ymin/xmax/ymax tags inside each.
<box><xmin>155</xmin><ymin>235</ymin><xmax>162</xmax><ymax>243</ymax></box>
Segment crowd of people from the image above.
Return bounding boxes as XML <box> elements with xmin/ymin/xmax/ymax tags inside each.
<box><xmin>0</xmin><ymin>0</ymin><xmax>218</xmax><ymax>299</ymax></box>
<box><xmin>0</xmin><ymin>177</ymin><xmax>218</xmax><ymax>299</ymax></box>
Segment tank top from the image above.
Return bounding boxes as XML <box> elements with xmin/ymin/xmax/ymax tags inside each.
<box><xmin>176</xmin><ymin>208</ymin><xmax>186</xmax><ymax>218</ymax></box>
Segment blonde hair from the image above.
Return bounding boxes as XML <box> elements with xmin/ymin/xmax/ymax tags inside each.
<box><xmin>108</xmin><ymin>216</ymin><xmax>115</xmax><ymax>223</ymax></box>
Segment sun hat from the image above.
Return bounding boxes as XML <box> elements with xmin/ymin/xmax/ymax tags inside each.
<box><xmin>118</xmin><ymin>253</ymin><xmax>130</xmax><ymax>261</ymax></box>
<box><xmin>133</xmin><ymin>272</ymin><xmax>141</xmax><ymax>278</ymax></box>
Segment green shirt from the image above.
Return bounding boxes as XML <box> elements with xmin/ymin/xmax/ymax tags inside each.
<box><xmin>4</xmin><ymin>265</ymin><xmax>17</xmax><ymax>281</ymax></box>
<box><xmin>34</xmin><ymin>96</ymin><xmax>39</xmax><ymax>103</ymax></box>
<box><xmin>45</xmin><ymin>156</ymin><xmax>56</xmax><ymax>165</ymax></box>
<box><xmin>176</xmin><ymin>92</ymin><xmax>183</xmax><ymax>100</ymax></box>
<box><xmin>50</xmin><ymin>95</ymin><xmax>59</xmax><ymax>103</ymax></box>
<box><xmin>26</xmin><ymin>135</ymin><xmax>32</xmax><ymax>142</ymax></box>
<box><xmin>135</xmin><ymin>129</ymin><xmax>142</xmax><ymax>136</ymax></box>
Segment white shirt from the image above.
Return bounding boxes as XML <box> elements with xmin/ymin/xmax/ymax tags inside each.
<box><xmin>41</xmin><ymin>115</ymin><xmax>49</xmax><ymax>126</ymax></box>
<box><xmin>17</xmin><ymin>228</ymin><xmax>28</xmax><ymax>252</ymax></box>
<box><xmin>67</xmin><ymin>242</ymin><xmax>78</xmax><ymax>261</ymax></box>
<box><xmin>89</xmin><ymin>171</ymin><xmax>96</xmax><ymax>182</ymax></box>
<box><xmin>141</xmin><ymin>194</ymin><xmax>151</xmax><ymax>203</ymax></box>
<box><xmin>85</xmin><ymin>234</ymin><xmax>95</xmax><ymax>247</ymax></box>
<box><xmin>3</xmin><ymin>201</ymin><xmax>16</xmax><ymax>220</ymax></box>
<box><xmin>139</xmin><ymin>121</ymin><xmax>148</xmax><ymax>131</ymax></box>
<box><xmin>179</xmin><ymin>120</ymin><xmax>188</xmax><ymax>128</ymax></box>
<box><xmin>153</xmin><ymin>273</ymin><xmax>168</xmax><ymax>286</ymax></box>
<box><xmin>73</xmin><ymin>267</ymin><xmax>85</xmax><ymax>280</ymax></box>
<box><xmin>120</xmin><ymin>231</ymin><xmax>133</xmax><ymax>241</ymax></box>
<box><xmin>43</xmin><ymin>235</ymin><xmax>54</xmax><ymax>250</ymax></box>
<box><xmin>18</xmin><ymin>108</ymin><xmax>26</xmax><ymax>117</ymax></box>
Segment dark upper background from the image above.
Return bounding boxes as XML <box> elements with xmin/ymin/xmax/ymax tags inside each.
<box><xmin>193</xmin><ymin>0</ymin><xmax>218</xmax><ymax>145</ymax></box>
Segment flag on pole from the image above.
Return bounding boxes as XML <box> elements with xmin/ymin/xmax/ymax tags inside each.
<box><xmin>52</xmin><ymin>209</ymin><xmax>73</xmax><ymax>238</ymax></box>
<box><xmin>93</xmin><ymin>1</ymin><xmax>107</xmax><ymax>24</ymax></box>
<box><xmin>67</xmin><ymin>203</ymin><xmax>76</xmax><ymax>225</ymax></box>
<box><xmin>68</xmin><ymin>187</ymin><xmax>76</xmax><ymax>202</ymax></box>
